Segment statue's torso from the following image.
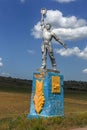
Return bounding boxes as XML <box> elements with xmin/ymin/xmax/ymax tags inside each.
<box><xmin>42</xmin><ymin>29</ymin><xmax>52</xmax><ymax>43</ymax></box>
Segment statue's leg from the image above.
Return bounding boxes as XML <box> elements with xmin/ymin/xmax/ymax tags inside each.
<box><xmin>41</xmin><ymin>44</ymin><xmax>47</xmax><ymax>69</ymax></box>
<box><xmin>48</xmin><ymin>45</ymin><xmax>57</xmax><ymax>70</ymax></box>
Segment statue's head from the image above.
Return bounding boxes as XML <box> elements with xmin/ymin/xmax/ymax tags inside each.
<box><xmin>46</xmin><ymin>23</ymin><xmax>51</xmax><ymax>30</ymax></box>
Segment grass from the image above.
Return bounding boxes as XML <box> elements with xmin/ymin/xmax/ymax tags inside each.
<box><xmin>0</xmin><ymin>92</ymin><xmax>31</xmax><ymax>119</ymax></box>
<box><xmin>0</xmin><ymin>90</ymin><xmax>87</xmax><ymax>130</ymax></box>
<box><xmin>0</xmin><ymin>113</ymin><xmax>87</xmax><ymax>130</ymax></box>
<box><xmin>64</xmin><ymin>90</ymin><xmax>87</xmax><ymax>115</ymax></box>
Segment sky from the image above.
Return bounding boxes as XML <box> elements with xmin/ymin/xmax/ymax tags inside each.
<box><xmin>0</xmin><ymin>0</ymin><xmax>87</xmax><ymax>81</ymax></box>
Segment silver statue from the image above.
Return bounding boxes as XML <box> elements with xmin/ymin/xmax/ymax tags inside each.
<box><xmin>40</xmin><ymin>8</ymin><xmax>66</xmax><ymax>70</ymax></box>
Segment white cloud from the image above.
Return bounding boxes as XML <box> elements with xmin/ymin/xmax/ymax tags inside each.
<box><xmin>54</xmin><ymin>46</ymin><xmax>87</xmax><ymax>60</ymax></box>
<box><xmin>32</xmin><ymin>10</ymin><xmax>87</xmax><ymax>41</ymax></box>
<box><xmin>27</xmin><ymin>49</ymin><xmax>35</xmax><ymax>54</ymax></box>
<box><xmin>20</xmin><ymin>0</ymin><xmax>26</xmax><ymax>3</ymax></box>
<box><xmin>1</xmin><ymin>72</ymin><xmax>11</xmax><ymax>77</ymax></box>
<box><xmin>82</xmin><ymin>69</ymin><xmax>87</xmax><ymax>74</ymax></box>
<box><xmin>0</xmin><ymin>57</ymin><xmax>2</xmax><ymax>61</ymax></box>
<box><xmin>0</xmin><ymin>57</ymin><xmax>3</xmax><ymax>67</ymax></box>
<box><xmin>54</xmin><ymin>0</ymin><xmax>75</xmax><ymax>3</ymax></box>
<box><xmin>31</xmin><ymin>22</ymin><xmax>41</xmax><ymax>39</ymax></box>
<box><xmin>0</xmin><ymin>62</ymin><xmax>3</xmax><ymax>67</ymax></box>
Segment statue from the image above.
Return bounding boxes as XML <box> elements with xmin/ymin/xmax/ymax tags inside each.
<box><xmin>40</xmin><ymin>8</ymin><xmax>67</xmax><ymax>70</ymax></box>
<box><xmin>28</xmin><ymin>8</ymin><xmax>65</xmax><ymax>119</ymax></box>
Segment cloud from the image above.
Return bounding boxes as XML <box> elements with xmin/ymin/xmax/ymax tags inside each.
<box><xmin>54</xmin><ymin>0</ymin><xmax>75</xmax><ymax>3</ymax></box>
<box><xmin>0</xmin><ymin>58</ymin><xmax>2</xmax><ymax>62</ymax></box>
<box><xmin>0</xmin><ymin>57</ymin><xmax>3</xmax><ymax>67</ymax></box>
<box><xmin>32</xmin><ymin>10</ymin><xmax>87</xmax><ymax>41</ymax></box>
<box><xmin>20</xmin><ymin>0</ymin><xmax>26</xmax><ymax>3</ymax></box>
<box><xmin>0</xmin><ymin>62</ymin><xmax>3</xmax><ymax>67</ymax></box>
<box><xmin>31</xmin><ymin>22</ymin><xmax>41</xmax><ymax>39</ymax></box>
<box><xmin>27</xmin><ymin>49</ymin><xmax>35</xmax><ymax>54</ymax></box>
<box><xmin>82</xmin><ymin>69</ymin><xmax>87</xmax><ymax>74</ymax></box>
<box><xmin>1</xmin><ymin>72</ymin><xmax>11</xmax><ymax>77</ymax></box>
<box><xmin>54</xmin><ymin>46</ymin><xmax>87</xmax><ymax>60</ymax></box>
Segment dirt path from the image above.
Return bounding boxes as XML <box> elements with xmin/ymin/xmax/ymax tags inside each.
<box><xmin>71</xmin><ymin>127</ymin><xmax>87</xmax><ymax>130</ymax></box>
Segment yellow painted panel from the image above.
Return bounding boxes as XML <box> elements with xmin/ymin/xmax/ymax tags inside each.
<box><xmin>33</xmin><ymin>80</ymin><xmax>45</xmax><ymax>114</ymax></box>
<box><xmin>52</xmin><ymin>76</ymin><xmax>60</xmax><ymax>93</ymax></box>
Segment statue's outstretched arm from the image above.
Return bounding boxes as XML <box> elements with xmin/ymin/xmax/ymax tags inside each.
<box><xmin>53</xmin><ymin>33</ymin><xmax>67</xmax><ymax>49</ymax></box>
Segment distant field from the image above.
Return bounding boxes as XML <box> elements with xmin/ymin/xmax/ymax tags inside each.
<box><xmin>0</xmin><ymin>90</ymin><xmax>87</xmax><ymax>130</ymax></box>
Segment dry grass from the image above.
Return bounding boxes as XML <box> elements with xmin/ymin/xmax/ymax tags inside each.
<box><xmin>0</xmin><ymin>91</ymin><xmax>87</xmax><ymax>118</ymax></box>
<box><xmin>64</xmin><ymin>91</ymin><xmax>87</xmax><ymax>115</ymax></box>
<box><xmin>0</xmin><ymin>92</ymin><xmax>31</xmax><ymax>119</ymax></box>
<box><xmin>0</xmin><ymin>91</ymin><xmax>87</xmax><ymax>130</ymax></box>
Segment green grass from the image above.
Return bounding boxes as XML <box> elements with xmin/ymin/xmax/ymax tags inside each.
<box><xmin>0</xmin><ymin>113</ymin><xmax>87</xmax><ymax>130</ymax></box>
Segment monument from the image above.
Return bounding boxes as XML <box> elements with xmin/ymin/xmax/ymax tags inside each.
<box><xmin>28</xmin><ymin>8</ymin><xmax>67</xmax><ymax>118</ymax></box>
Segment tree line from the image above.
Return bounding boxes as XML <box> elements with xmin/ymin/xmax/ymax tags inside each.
<box><xmin>64</xmin><ymin>80</ymin><xmax>87</xmax><ymax>91</ymax></box>
<box><xmin>0</xmin><ymin>76</ymin><xmax>87</xmax><ymax>92</ymax></box>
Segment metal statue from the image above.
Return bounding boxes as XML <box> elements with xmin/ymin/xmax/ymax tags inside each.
<box><xmin>40</xmin><ymin>8</ymin><xmax>67</xmax><ymax>70</ymax></box>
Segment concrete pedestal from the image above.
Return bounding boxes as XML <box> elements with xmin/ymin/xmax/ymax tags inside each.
<box><xmin>28</xmin><ymin>71</ymin><xmax>64</xmax><ymax>118</ymax></box>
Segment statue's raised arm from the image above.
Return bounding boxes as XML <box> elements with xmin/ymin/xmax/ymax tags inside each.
<box><xmin>40</xmin><ymin>8</ymin><xmax>47</xmax><ymax>30</ymax></box>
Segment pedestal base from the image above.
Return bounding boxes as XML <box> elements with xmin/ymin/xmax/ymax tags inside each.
<box><xmin>28</xmin><ymin>71</ymin><xmax>64</xmax><ymax>119</ymax></box>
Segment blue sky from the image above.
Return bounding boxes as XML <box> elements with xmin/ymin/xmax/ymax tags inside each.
<box><xmin>0</xmin><ymin>0</ymin><xmax>87</xmax><ymax>81</ymax></box>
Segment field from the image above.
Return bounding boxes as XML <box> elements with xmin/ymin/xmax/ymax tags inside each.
<box><xmin>0</xmin><ymin>90</ymin><xmax>87</xmax><ymax>130</ymax></box>
<box><xmin>0</xmin><ymin>92</ymin><xmax>30</xmax><ymax>119</ymax></box>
